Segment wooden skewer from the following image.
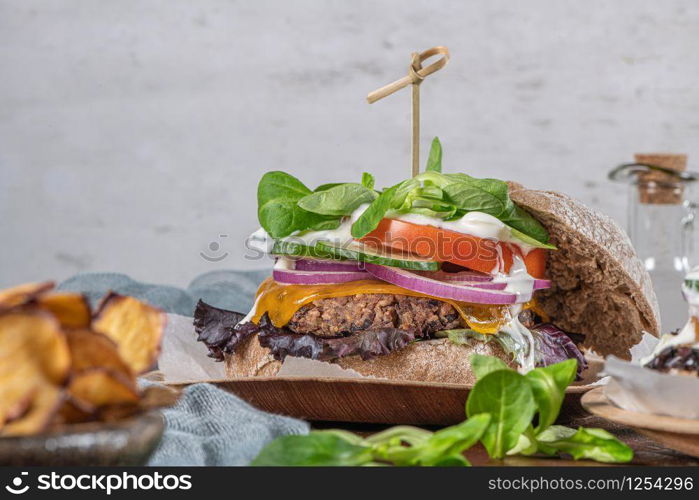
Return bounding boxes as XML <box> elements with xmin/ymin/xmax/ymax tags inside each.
<box><xmin>367</xmin><ymin>46</ymin><xmax>450</xmax><ymax>177</ymax></box>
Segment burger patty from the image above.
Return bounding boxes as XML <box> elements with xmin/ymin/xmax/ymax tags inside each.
<box><xmin>287</xmin><ymin>294</ymin><xmax>464</xmax><ymax>337</ymax></box>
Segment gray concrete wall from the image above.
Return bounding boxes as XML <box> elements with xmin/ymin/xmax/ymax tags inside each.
<box><xmin>1</xmin><ymin>0</ymin><xmax>698</xmax><ymax>287</ymax></box>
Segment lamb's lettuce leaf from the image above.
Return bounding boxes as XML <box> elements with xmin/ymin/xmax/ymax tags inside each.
<box><xmin>466</xmin><ymin>369</ymin><xmax>537</xmax><ymax>459</ymax></box>
<box><xmin>250</xmin><ymin>355</ymin><xmax>632</xmax><ymax>466</ymax></box>
<box><xmin>426</xmin><ymin>137</ymin><xmax>443</xmax><ymax>173</ymax></box>
<box><xmin>257</xmin><ymin>171</ymin><xmax>342</xmax><ymax>238</ymax></box>
<box><xmin>297</xmin><ymin>183</ymin><xmax>377</xmax><ymax>216</ymax></box>
<box><xmin>535</xmin><ymin>426</ymin><xmax>634</xmax><ymax>463</ymax></box>
<box><xmin>257</xmin><ymin>138</ymin><xmax>550</xmax><ymax>244</ymax></box>
<box><xmin>251</xmin><ymin>432</ymin><xmax>373</xmax><ymax>466</ymax></box>
<box><xmin>525</xmin><ymin>359</ymin><xmax>577</xmax><ymax>432</ymax></box>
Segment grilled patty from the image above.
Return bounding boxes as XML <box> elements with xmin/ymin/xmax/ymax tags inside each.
<box><xmin>287</xmin><ymin>294</ymin><xmax>464</xmax><ymax>337</ymax></box>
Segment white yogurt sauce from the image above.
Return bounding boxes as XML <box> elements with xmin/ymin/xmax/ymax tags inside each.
<box><xmin>495</xmin><ymin>254</ymin><xmax>535</xmax><ymax>300</ymax></box>
<box><xmin>392</xmin><ymin>211</ymin><xmax>538</xmax><ymax>255</ymax></box>
<box><xmin>642</xmin><ymin>266</ymin><xmax>699</xmax><ymax>363</ymax></box>
<box><xmin>238</xmin><ymin>293</ymin><xmax>263</xmax><ymax>325</ymax></box>
<box><xmin>498</xmin><ymin>304</ymin><xmax>538</xmax><ymax>373</ymax></box>
<box><xmin>248</xmin><ymin>227</ymin><xmax>275</xmax><ymax>254</ymax></box>
<box><xmin>273</xmin><ymin>256</ymin><xmax>296</xmax><ymax>270</ymax></box>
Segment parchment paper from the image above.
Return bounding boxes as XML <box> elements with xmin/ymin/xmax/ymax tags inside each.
<box><xmin>158</xmin><ymin>313</ymin><xmax>364</xmax><ymax>382</ymax></box>
<box><xmin>158</xmin><ymin>314</ymin><xmax>225</xmax><ymax>382</ymax></box>
<box><xmin>602</xmin><ymin>332</ymin><xmax>699</xmax><ymax>419</ymax></box>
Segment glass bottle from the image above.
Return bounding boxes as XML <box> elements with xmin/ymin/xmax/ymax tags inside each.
<box><xmin>609</xmin><ymin>154</ymin><xmax>697</xmax><ymax>333</ymax></box>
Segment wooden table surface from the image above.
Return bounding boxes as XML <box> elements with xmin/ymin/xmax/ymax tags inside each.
<box><xmin>313</xmin><ymin>413</ymin><xmax>699</xmax><ymax>466</ymax></box>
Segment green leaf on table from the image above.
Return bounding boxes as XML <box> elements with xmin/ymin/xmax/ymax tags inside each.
<box><xmin>525</xmin><ymin>359</ymin><xmax>578</xmax><ymax>432</ymax></box>
<box><xmin>470</xmin><ymin>353</ymin><xmax>511</xmax><ymax>381</ymax></box>
<box><xmin>466</xmin><ymin>369</ymin><xmax>537</xmax><ymax>459</ymax></box>
<box><xmin>413</xmin><ymin>413</ymin><xmax>491</xmax><ymax>466</ymax></box>
<box><xmin>426</xmin><ymin>137</ymin><xmax>443</xmax><ymax>172</ymax></box>
<box><xmin>364</xmin><ymin>425</ymin><xmax>433</xmax><ymax>446</ymax></box>
<box><xmin>367</xmin><ymin>426</ymin><xmax>434</xmax><ymax>465</ymax></box>
<box><xmin>251</xmin><ymin>432</ymin><xmax>373</xmax><ymax>466</ymax></box>
<box><xmin>535</xmin><ymin>426</ymin><xmax>633</xmax><ymax>463</ymax></box>
<box><xmin>369</xmin><ymin>416</ymin><xmax>490</xmax><ymax>467</ymax></box>
<box><xmin>298</xmin><ymin>183</ymin><xmax>377</xmax><ymax>216</ymax></box>
<box><xmin>507</xmin><ymin>425</ymin><xmax>538</xmax><ymax>456</ymax></box>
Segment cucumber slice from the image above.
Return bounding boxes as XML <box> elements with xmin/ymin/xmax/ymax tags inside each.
<box><xmin>316</xmin><ymin>241</ymin><xmax>440</xmax><ymax>271</ymax></box>
<box><xmin>270</xmin><ymin>240</ymin><xmax>341</xmax><ymax>259</ymax></box>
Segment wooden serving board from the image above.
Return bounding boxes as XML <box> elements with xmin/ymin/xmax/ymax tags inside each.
<box><xmin>581</xmin><ymin>387</ymin><xmax>699</xmax><ymax>458</ymax></box>
<box><xmin>169</xmin><ymin>376</ymin><xmax>595</xmax><ymax>426</ymax></box>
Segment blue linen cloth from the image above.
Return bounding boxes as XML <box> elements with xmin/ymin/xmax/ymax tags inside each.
<box><xmin>58</xmin><ymin>271</ymin><xmax>309</xmax><ymax>466</ymax></box>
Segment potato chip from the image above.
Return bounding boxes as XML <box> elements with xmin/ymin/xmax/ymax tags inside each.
<box><xmin>0</xmin><ymin>311</ymin><xmax>70</xmax><ymax>427</ymax></box>
<box><xmin>38</xmin><ymin>292</ymin><xmax>91</xmax><ymax>328</ymax></box>
<box><xmin>98</xmin><ymin>403</ymin><xmax>140</xmax><ymax>423</ymax></box>
<box><xmin>0</xmin><ymin>284</ymin><xmax>178</xmax><ymax>436</ymax></box>
<box><xmin>65</xmin><ymin>329</ymin><xmax>134</xmax><ymax>382</ymax></box>
<box><xmin>4</xmin><ymin>392</ymin><xmax>34</xmax><ymax>424</ymax></box>
<box><xmin>1</xmin><ymin>385</ymin><xmax>64</xmax><ymax>437</ymax></box>
<box><xmin>0</xmin><ymin>373</ymin><xmax>37</xmax><ymax>428</ymax></box>
<box><xmin>0</xmin><ymin>281</ymin><xmax>54</xmax><ymax>310</ymax></box>
<box><xmin>139</xmin><ymin>385</ymin><xmax>180</xmax><ymax>410</ymax></box>
<box><xmin>68</xmin><ymin>369</ymin><xmax>139</xmax><ymax>408</ymax></box>
<box><xmin>52</xmin><ymin>396</ymin><xmax>96</xmax><ymax>426</ymax></box>
<box><xmin>92</xmin><ymin>293</ymin><xmax>165</xmax><ymax>374</ymax></box>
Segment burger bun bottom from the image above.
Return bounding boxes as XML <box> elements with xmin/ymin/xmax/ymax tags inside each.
<box><xmin>224</xmin><ymin>335</ymin><xmax>516</xmax><ymax>386</ymax></box>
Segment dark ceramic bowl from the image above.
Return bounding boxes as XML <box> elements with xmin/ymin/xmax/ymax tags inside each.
<box><xmin>0</xmin><ymin>411</ymin><xmax>164</xmax><ymax>466</ymax></box>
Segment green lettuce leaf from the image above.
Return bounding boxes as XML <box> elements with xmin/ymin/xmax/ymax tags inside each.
<box><xmin>251</xmin><ymin>432</ymin><xmax>373</xmax><ymax>466</ymax></box>
<box><xmin>466</xmin><ymin>369</ymin><xmax>537</xmax><ymax>459</ymax></box>
<box><xmin>525</xmin><ymin>359</ymin><xmax>577</xmax><ymax>432</ymax></box>
<box><xmin>535</xmin><ymin>426</ymin><xmax>633</xmax><ymax>463</ymax></box>
<box><xmin>298</xmin><ymin>183</ymin><xmax>377</xmax><ymax>216</ymax></box>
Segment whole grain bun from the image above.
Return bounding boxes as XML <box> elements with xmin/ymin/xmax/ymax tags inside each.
<box><xmin>509</xmin><ymin>186</ymin><xmax>659</xmax><ymax>358</ymax></box>
<box><xmin>225</xmin><ymin>336</ymin><xmax>514</xmax><ymax>385</ymax></box>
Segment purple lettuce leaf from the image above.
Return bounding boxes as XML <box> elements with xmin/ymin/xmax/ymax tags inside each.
<box><xmin>193</xmin><ymin>300</ymin><xmax>258</xmax><ymax>361</ymax></box>
<box><xmin>531</xmin><ymin>323</ymin><xmax>588</xmax><ymax>378</ymax></box>
<box><xmin>256</xmin><ymin>314</ymin><xmax>415</xmax><ymax>362</ymax></box>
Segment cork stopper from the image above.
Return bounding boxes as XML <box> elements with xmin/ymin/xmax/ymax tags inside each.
<box><xmin>634</xmin><ymin>153</ymin><xmax>688</xmax><ymax>204</ymax></box>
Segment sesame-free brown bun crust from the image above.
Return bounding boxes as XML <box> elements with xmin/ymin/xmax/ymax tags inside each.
<box><xmin>224</xmin><ymin>336</ymin><xmax>515</xmax><ymax>385</ymax></box>
<box><xmin>223</xmin><ymin>186</ymin><xmax>659</xmax><ymax>380</ymax></box>
<box><xmin>509</xmin><ymin>186</ymin><xmax>660</xmax><ymax>358</ymax></box>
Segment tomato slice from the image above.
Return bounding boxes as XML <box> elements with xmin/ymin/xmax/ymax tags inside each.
<box><xmin>522</xmin><ymin>248</ymin><xmax>547</xmax><ymax>280</ymax></box>
<box><xmin>361</xmin><ymin>218</ymin><xmax>547</xmax><ymax>278</ymax></box>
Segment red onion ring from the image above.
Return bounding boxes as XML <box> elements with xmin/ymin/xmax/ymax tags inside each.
<box><xmin>418</xmin><ymin>270</ymin><xmax>551</xmax><ymax>290</ymax></box>
<box><xmin>273</xmin><ymin>268</ymin><xmax>369</xmax><ymax>285</ymax></box>
<box><xmin>415</xmin><ymin>269</ymin><xmax>492</xmax><ymax>282</ymax></box>
<box><xmin>294</xmin><ymin>259</ymin><xmax>364</xmax><ymax>272</ymax></box>
<box><xmin>364</xmin><ymin>263</ymin><xmax>532</xmax><ymax>304</ymax></box>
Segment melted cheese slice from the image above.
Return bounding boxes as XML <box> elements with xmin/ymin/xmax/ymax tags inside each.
<box><xmin>250</xmin><ymin>278</ymin><xmax>543</xmax><ymax>334</ymax></box>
